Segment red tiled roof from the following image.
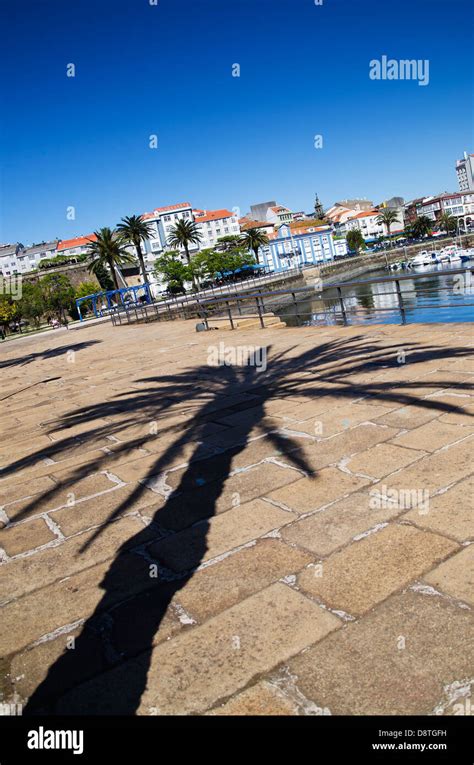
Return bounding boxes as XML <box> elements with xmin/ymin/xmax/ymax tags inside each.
<box><xmin>57</xmin><ymin>234</ymin><xmax>97</xmax><ymax>251</ymax></box>
<box><xmin>142</xmin><ymin>202</ymin><xmax>192</xmax><ymax>219</ymax></box>
<box><xmin>351</xmin><ymin>210</ymin><xmax>379</xmax><ymax>219</ymax></box>
<box><xmin>240</xmin><ymin>219</ymin><xmax>274</xmax><ymax>230</ymax></box>
<box><xmin>194</xmin><ymin>209</ymin><xmax>233</xmax><ymax>223</ymax></box>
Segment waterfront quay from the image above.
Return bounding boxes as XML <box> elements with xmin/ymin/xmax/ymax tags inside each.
<box><xmin>0</xmin><ymin>318</ymin><xmax>473</xmax><ymax>715</ymax></box>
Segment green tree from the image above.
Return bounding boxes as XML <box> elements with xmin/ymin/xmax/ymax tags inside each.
<box><xmin>188</xmin><ymin>249</ymin><xmax>215</xmax><ymax>284</ymax></box>
<box><xmin>346</xmin><ymin>229</ymin><xmax>366</xmax><ymax>255</ymax></box>
<box><xmin>0</xmin><ymin>295</ymin><xmax>19</xmax><ymax>333</ymax></box>
<box><xmin>240</xmin><ymin>228</ymin><xmax>269</xmax><ymax>261</ymax></box>
<box><xmin>86</xmin><ymin>227</ymin><xmax>136</xmax><ymax>291</ymax></box>
<box><xmin>39</xmin><ymin>274</ymin><xmax>75</xmax><ymax>324</ymax></box>
<box><xmin>189</xmin><ymin>247</ymin><xmax>255</xmax><ymax>284</ymax></box>
<box><xmin>92</xmin><ymin>261</ymin><xmax>114</xmax><ymax>291</ymax></box>
<box><xmin>116</xmin><ymin>214</ymin><xmax>155</xmax><ymax>287</ymax></box>
<box><xmin>438</xmin><ymin>212</ymin><xmax>457</xmax><ymax>236</ymax></box>
<box><xmin>376</xmin><ymin>209</ymin><xmax>400</xmax><ymax>245</ymax></box>
<box><xmin>17</xmin><ymin>282</ymin><xmax>45</xmax><ymax>328</ymax></box>
<box><xmin>75</xmin><ymin>281</ymin><xmax>101</xmax><ymax>315</ymax></box>
<box><xmin>412</xmin><ymin>216</ymin><xmax>432</xmax><ymax>239</ymax></box>
<box><xmin>167</xmin><ymin>219</ymin><xmax>202</xmax><ymax>290</ymax></box>
<box><xmin>215</xmin><ymin>234</ymin><xmax>243</xmax><ymax>252</ymax></box>
<box><xmin>153</xmin><ymin>251</ymin><xmax>190</xmax><ymax>294</ymax></box>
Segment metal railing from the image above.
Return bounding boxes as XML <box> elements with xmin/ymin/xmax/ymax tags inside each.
<box><xmin>109</xmin><ymin>266</ymin><xmax>303</xmax><ymax>325</ymax></box>
<box><xmin>110</xmin><ymin>265</ymin><xmax>474</xmax><ymax>328</ymax></box>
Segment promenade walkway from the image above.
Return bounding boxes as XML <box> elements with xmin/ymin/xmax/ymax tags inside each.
<box><xmin>0</xmin><ymin>318</ymin><xmax>472</xmax><ymax>715</ymax></box>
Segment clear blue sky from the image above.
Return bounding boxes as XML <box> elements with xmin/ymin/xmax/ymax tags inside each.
<box><xmin>1</xmin><ymin>0</ymin><xmax>473</xmax><ymax>245</ymax></box>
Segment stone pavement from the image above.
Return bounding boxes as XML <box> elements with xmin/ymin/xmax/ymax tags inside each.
<box><xmin>0</xmin><ymin>318</ymin><xmax>472</xmax><ymax>716</ymax></box>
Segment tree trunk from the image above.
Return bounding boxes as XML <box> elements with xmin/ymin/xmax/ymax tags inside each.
<box><xmin>185</xmin><ymin>244</ymin><xmax>198</xmax><ymax>292</ymax></box>
<box><xmin>135</xmin><ymin>239</ymin><xmax>149</xmax><ymax>286</ymax></box>
<box><xmin>108</xmin><ymin>257</ymin><xmax>120</xmax><ymax>293</ymax></box>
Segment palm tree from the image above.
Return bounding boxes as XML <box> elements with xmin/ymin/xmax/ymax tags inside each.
<box><xmin>116</xmin><ymin>215</ymin><xmax>155</xmax><ymax>286</ymax></box>
<box><xmin>86</xmin><ymin>227</ymin><xmax>136</xmax><ymax>292</ymax></box>
<box><xmin>412</xmin><ymin>215</ymin><xmax>432</xmax><ymax>239</ymax></box>
<box><xmin>167</xmin><ymin>219</ymin><xmax>202</xmax><ymax>291</ymax></box>
<box><xmin>346</xmin><ymin>229</ymin><xmax>366</xmax><ymax>255</ymax></box>
<box><xmin>438</xmin><ymin>212</ymin><xmax>456</xmax><ymax>237</ymax></box>
<box><xmin>376</xmin><ymin>208</ymin><xmax>400</xmax><ymax>246</ymax></box>
<box><xmin>240</xmin><ymin>228</ymin><xmax>269</xmax><ymax>261</ymax></box>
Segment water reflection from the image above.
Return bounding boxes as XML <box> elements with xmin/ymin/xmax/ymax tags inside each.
<box><xmin>281</xmin><ymin>260</ymin><xmax>474</xmax><ymax>326</ymax></box>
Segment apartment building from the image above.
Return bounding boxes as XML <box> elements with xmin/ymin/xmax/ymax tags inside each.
<box><xmin>456</xmin><ymin>151</ymin><xmax>474</xmax><ymax>192</ymax></box>
<box><xmin>415</xmin><ymin>192</ymin><xmax>474</xmax><ymax>224</ymax></box>
<box><xmin>193</xmin><ymin>209</ymin><xmax>240</xmax><ymax>248</ymax></box>
<box><xmin>57</xmin><ymin>235</ymin><xmax>96</xmax><ymax>259</ymax></box>
<box><xmin>140</xmin><ymin>202</ymin><xmax>196</xmax><ymax>268</ymax></box>
<box><xmin>257</xmin><ymin>223</ymin><xmax>335</xmax><ymax>272</ymax></box>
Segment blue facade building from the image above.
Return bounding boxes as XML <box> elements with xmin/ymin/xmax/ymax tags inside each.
<box><xmin>257</xmin><ymin>224</ymin><xmax>337</xmax><ymax>272</ymax></box>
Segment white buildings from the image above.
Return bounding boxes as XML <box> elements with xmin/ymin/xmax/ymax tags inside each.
<box><xmin>17</xmin><ymin>241</ymin><xmax>60</xmax><ymax>272</ymax></box>
<box><xmin>0</xmin><ymin>241</ymin><xmax>60</xmax><ymax>276</ymax></box>
<box><xmin>140</xmin><ymin>202</ymin><xmax>196</xmax><ymax>269</ymax></box>
<box><xmin>193</xmin><ymin>209</ymin><xmax>240</xmax><ymax>248</ymax></box>
<box><xmin>0</xmin><ymin>244</ymin><xmax>24</xmax><ymax>276</ymax></box>
<box><xmin>415</xmin><ymin>192</ymin><xmax>474</xmax><ymax>224</ymax></box>
<box><xmin>56</xmin><ymin>235</ymin><xmax>96</xmax><ymax>259</ymax></box>
<box><xmin>265</xmin><ymin>205</ymin><xmax>293</xmax><ymax>225</ymax></box>
<box><xmin>337</xmin><ymin>210</ymin><xmax>385</xmax><ymax>240</ymax></box>
<box><xmin>325</xmin><ymin>205</ymin><xmax>357</xmax><ymax>226</ymax></box>
<box><xmin>456</xmin><ymin>151</ymin><xmax>474</xmax><ymax>192</ymax></box>
<box><xmin>239</xmin><ymin>218</ymin><xmax>275</xmax><ymax>237</ymax></box>
<box><xmin>258</xmin><ymin>223</ymin><xmax>336</xmax><ymax>272</ymax></box>
<box><xmin>249</xmin><ymin>201</ymin><xmax>294</xmax><ymax>226</ymax></box>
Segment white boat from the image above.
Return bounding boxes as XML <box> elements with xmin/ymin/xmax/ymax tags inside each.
<box><xmin>410</xmin><ymin>251</ymin><xmax>440</xmax><ymax>267</ymax></box>
<box><xmin>438</xmin><ymin>251</ymin><xmax>461</xmax><ymax>263</ymax></box>
<box><xmin>457</xmin><ymin>248</ymin><xmax>474</xmax><ymax>262</ymax></box>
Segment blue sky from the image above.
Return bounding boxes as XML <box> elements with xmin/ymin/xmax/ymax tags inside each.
<box><xmin>1</xmin><ymin>0</ymin><xmax>473</xmax><ymax>244</ymax></box>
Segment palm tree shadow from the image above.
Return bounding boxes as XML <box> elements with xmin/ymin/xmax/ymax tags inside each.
<box><xmin>13</xmin><ymin>333</ymin><xmax>472</xmax><ymax>715</ymax></box>
<box><xmin>23</xmin><ymin>351</ymin><xmax>313</xmax><ymax>715</ymax></box>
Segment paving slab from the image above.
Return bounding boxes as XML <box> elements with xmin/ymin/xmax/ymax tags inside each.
<box><xmin>1</xmin><ymin>516</ymin><xmax>155</xmax><ymax>601</ymax></box>
<box><xmin>423</xmin><ymin>545</ymin><xmax>474</xmax><ymax>606</ymax></box>
<box><xmin>175</xmin><ymin>538</ymin><xmax>313</xmax><ymax>622</ymax></box>
<box><xmin>281</xmin><ymin>490</ymin><xmax>404</xmax><ymax>556</ymax></box>
<box><xmin>402</xmin><ymin>476</ymin><xmax>473</xmax><ymax>542</ymax></box>
<box><xmin>263</xmin><ymin>469</ymin><xmax>371</xmax><ymax>515</ymax></box>
<box><xmin>148</xmin><ymin>499</ymin><xmax>293</xmax><ymax>572</ymax></box>
<box><xmin>0</xmin><ymin>518</ymin><xmax>57</xmax><ymax>556</ymax></box>
<box><xmin>53</xmin><ymin>583</ymin><xmax>340</xmax><ymax>715</ymax></box>
<box><xmin>208</xmin><ymin>680</ymin><xmax>300</xmax><ymax>715</ymax></box>
<box><xmin>297</xmin><ymin>523</ymin><xmax>458</xmax><ymax>615</ymax></box>
<box><xmin>287</xmin><ymin>589</ymin><xmax>474</xmax><ymax>715</ymax></box>
<box><xmin>390</xmin><ymin>419</ymin><xmax>474</xmax><ymax>452</ymax></box>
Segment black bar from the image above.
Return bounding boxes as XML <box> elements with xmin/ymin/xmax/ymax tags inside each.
<box><xmin>337</xmin><ymin>286</ymin><xmax>349</xmax><ymax>326</ymax></box>
<box><xmin>395</xmin><ymin>279</ymin><xmax>407</xmax><ymax>324</ymax></box>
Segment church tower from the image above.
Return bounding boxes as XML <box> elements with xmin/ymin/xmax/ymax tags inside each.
<box><xmin>314</xmin><ymin>193</ymin><xmax>324</xmax><ymax>219</ymax></box>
